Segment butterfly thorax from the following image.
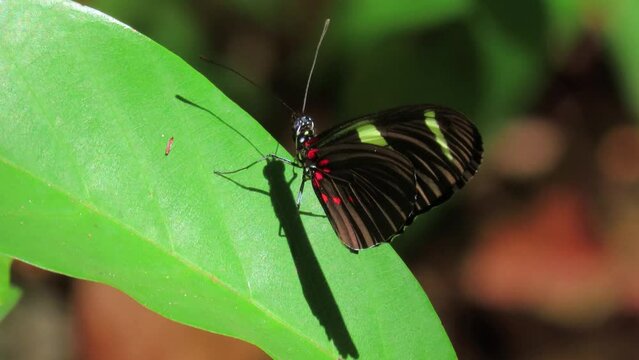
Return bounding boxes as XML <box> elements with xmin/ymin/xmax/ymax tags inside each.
<box><xmin>292</xmin><ymin>114</ymin><xmax>317</xmax><ymax>165</ymax></box>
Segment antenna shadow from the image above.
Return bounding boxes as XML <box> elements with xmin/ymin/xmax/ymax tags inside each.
<box><xmin>175</xmin><ymin>94</ymin><xmax>264</xmax><ymax>156</ymax></box>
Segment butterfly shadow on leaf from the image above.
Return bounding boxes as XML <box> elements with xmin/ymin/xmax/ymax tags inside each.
<box><xmin>217</xmin><ymin>160</ymin><xmax>359</xmax><ymax>359</ymax></box>
<box><xmin>175</xmin><ymin>95</ymin><xmax>358</xmax><ymax>358</ymax></box>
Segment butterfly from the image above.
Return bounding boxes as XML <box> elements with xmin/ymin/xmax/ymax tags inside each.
<box><xmin>288</xmin><ymin>105</ymin><xmax>482</xmax><ymax>250</ymax></box>
<box><xmin>216</xmin><ymin>20</ymin><xmax>483</xmax><ymax>251</ymax></box>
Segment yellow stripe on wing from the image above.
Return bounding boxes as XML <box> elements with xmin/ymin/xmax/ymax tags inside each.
<box><xmin>356</xmin><ymin>123</ymin><xmax>388</xmax><ymax>146</ymax></box>
<box><xmin>424</xmin><ymin>110</ymin><xmax>453</xmax><ymax>161</ymax></box>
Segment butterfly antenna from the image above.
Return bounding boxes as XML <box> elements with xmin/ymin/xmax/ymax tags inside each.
<box><xmin>301</xmin><ymin>19</ymin><xmax>331</xmax><ymax>114</ymax></box>
<box><xmin>199</xmin><ymin>55</ymin><xmax>296</xmax><ymax>114</ymax></box>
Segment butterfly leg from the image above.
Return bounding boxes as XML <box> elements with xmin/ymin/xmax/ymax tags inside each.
<box><xmin>214</xmin><ymin>154</ymin><xmax>301</xmax><ymax>175</ymax></box>
<box><xmin>267</xmin><ymin>154</ymin><xmax>300</xmax><ymax>167</ymax></box>
<box><xmin>295</xmin><ymin>178</ymin><xmax>306</xmax><ymax>210</ymax></box>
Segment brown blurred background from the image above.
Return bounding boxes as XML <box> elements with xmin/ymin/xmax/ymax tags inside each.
<box><xmin>1</xmin><ymin>0</ymin><xmax>638</xmax><ymax>359</ymax></box>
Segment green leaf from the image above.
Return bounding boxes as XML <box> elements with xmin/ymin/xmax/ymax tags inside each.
<box><xmin>543</xmin><ymin>0</ymin><xmax>584</xmax><ymax>61</ymax></box>
<box><xmin>338</xmin><ymin>22</ymin><xmax>479</xmax><ymax>122</ymax></box>
<box><xmin>468</xmin><ymin>0</ymin><xmax>547</xmax><ymax>136</ymax></box>
<box><xmin>88</xmin><ymin>0</ymin><xmax>206</xmax><ymax>61</ymax></box>
<box><xmin>334</xmin><ymin>0</ymin><xmax>473</xmax><ymax>48</ymax></box>
<box><xmin>605</xmin><ymin>0</ymin><xmax>639</xmax><ymax>120</ymax></box>
<box><xmin>0</xmin><ymin>1</ymin><xmax>455</xmax><ymax>358</ymax></box>
<box><xmin>0</xmin><ymin>256</ymin><xmax>20</xmax><ymax>321</ymax></box>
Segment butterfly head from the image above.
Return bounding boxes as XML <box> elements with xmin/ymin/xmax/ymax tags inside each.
<box><xmin>292</xmin><ymin>114</ymin><xmax>315</xmax><ymax>150</ymax></box>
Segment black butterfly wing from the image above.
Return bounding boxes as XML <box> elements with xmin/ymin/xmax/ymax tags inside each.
<box><xmin>315</xmin><ymin>105</ymin><xmax>482</xmax><ymax>215</ymax></box>
<box><xmin>309</xmin><ymin>143</ymin><xmax>417</xmax><ymax>250</ymax></box>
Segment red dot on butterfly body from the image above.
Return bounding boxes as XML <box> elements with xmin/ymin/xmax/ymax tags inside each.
<box><xmin>307</xmin><ymin>148</ymin><xmax>318</xmax><ymax>159</ymax></box>
<box><xmin>321</xmin><ymin>193</ymin><xmax>329</xmax><ymax>203</ymax></box>
<box><xmin>332</xmin><ymin>196</ymin><xmax>342</xmax><ymax>205</ymax></box>
<box><xmin>318</xmin><ymin>159</ymin><xmax>329</xmax><ymax>167</ymax></box>
<box><xmin>314</xmin><ymin>172</ymin><xmax>323</xmax><ymax>181</ymax></box>
<box><xmin>304</xmin><ymin>138</ymin><xmax>318</xmax><ymax>148</ymax></box>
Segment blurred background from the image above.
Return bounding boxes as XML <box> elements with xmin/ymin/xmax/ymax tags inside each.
<box><xmin>2</xmin><ymin>0</ymin><xmax>639</xmax><ymax>359</ymax></box>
